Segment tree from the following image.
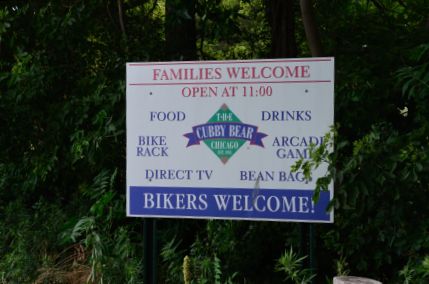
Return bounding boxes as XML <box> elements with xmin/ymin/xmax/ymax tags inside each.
<box><xmin>165</xmin><ymin>0</ymin><xmax>197</xmax><ymax>60</ymax></box>
<box><xmin>299</xmin><ymin>0</ymin><xmax>323</xmax><ymax>56</ymax></box>
<box><xmin>1</xmin><ymin>1</ymin><xmax>429</xmax><ymax>283</ymax></box>
<box><xmin>266</xmin><ymin>0</ymin><xmax>298</xmax><ymax>57</ymax></box>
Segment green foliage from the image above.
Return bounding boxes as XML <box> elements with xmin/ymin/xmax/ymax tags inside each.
<box><xmin>399</xmin><ymin>256</ymin><xmax>429</xmax><ymax>284</ymax></box>
<box><xmin>275</xmin><ymin>247</ymin><xmax>316</xmax><ymax>284</ymax></box>
<box><xmin>0</xmin><ymin>200</ymin><xmax>67</xmax><ymax>282</ymax></box>
<box><xmin>67</xmin><ymin>169</ymin><xmax>142</xmax><ymax>283</ymax></box>
<box><xmin>0</xmin><ymin>1</ymin><xmax>144</xmax><ymax>282</ymax></box>
<box><xmin>1</xmin><ymin>0</ymin><xmax>429</xmax><ymax>283</ymax></box>
<box><xmin>291</xmin><ymin>127</ymin><xmax>337</xmax><ymax>203</ymax></box>
<box><xmin>335</xmin><ymin>255</ymin><xmax>350</xmax><ymax>277</ymax></box>
<box><xmin>196</xmin><ymin>0</ymin><xmax>270</xmax><ymax>59</ymax></box>
<box><xmin>160</xmin><ymin>221</ymin><xmax>239</xmax><ymax>284</ymax></box>
<box><xmin>160</xmin><ymin>237</ymin><xmax>185</xmax><ymax>283</ymax></box>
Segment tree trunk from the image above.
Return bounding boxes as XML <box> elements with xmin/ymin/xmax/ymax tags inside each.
<box><xmin>165</xmin><ymin>0</ymin><xmax>197</xmax><ymax>60</ymax></box>
<box><xmin>300</xmin><ymin>0</ymin><xmax>323</xmax><ymax>56</ymax></box>
<box><xmin>266</xmin><ymin>0</ymin><xmax>297</xmax><ymax>58</ymax></box>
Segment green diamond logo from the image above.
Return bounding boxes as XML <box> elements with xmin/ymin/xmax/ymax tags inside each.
<box><xmin>204</xmin><ymin>104</ymin><xmax>246</xmax><ymax>163</ymax></box>
<box><xmin>184</xmin><ymin>104</ymin><xmax>267</xmax><ymax>164</ymax></box>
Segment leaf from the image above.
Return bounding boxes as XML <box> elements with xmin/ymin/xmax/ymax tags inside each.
<box><xmin>70</xmin><ymin>217</ymin><xmax>95</xmax><ymax>242</ymax></box>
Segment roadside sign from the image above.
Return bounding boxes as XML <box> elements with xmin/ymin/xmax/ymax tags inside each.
<box><xmin>126</xmin><ymin>58</ymin><xmax>334</xmax><ymax>222</ymax></box>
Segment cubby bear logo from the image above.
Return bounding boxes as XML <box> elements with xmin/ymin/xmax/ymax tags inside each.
<box><xmin>184</xmin><ymin>104</ymin><xmax>267</xmax><ymax>164</ymax></box>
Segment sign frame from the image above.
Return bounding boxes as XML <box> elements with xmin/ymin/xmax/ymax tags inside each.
<box><xmin>126</xmin><ymin>58</ymin><xmax>334</xmax><ymax>223</ymax></box>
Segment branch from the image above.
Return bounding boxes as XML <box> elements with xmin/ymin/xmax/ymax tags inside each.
<box><xmin>199</xmin><ymin>16</ymin><xmax>206</xmax><ymax>59</ymax></box>
<box><xmin>370</xmin><ymin>0</ymin><xmax>385</xmax><ymax>9</ymax></box>
<box><xmin>299</xmin><ymin>0</ymin><xmax>323</xmax><ymax>57</ymax></box>
<box><xmin>117</xmin><ymin>0</ymin><xmax>126</xmax><ymax>37</ymax></box>
<box><xmin>146</xmin><ymin>0</ymin><xmax>159</xmax><ymax>17</ymax></box>
<box><xmin>369</xmin><ymin>0</ymin><xmax>387</xmax><ymax>13</ymax></box>
<box><xmin>396</xmin><ymin>0</ymin><xmax>407</xmax><ymax>9</ymax></box>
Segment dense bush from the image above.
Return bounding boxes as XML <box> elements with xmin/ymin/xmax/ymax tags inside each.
<box><xmin>1</xmin><ymin>1</ymin><xmax>429</xmax><ymax>283</ymax></box>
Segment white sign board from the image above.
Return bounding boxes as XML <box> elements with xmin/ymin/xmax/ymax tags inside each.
<box><xmin>126</xmin><ymin>58</ymin><xmax>334</xmax><ymax>222</ymax></box>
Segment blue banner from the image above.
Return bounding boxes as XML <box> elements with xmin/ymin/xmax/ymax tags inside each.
<box><xmin>184</xmin><ymin>122</ymin><xmax>267</xmax><ymax>147</ymax></box>
<box><xmin>129</xmin><ymin>186</ymin><xmax>331</xmax><ymax>222</ymax></box>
